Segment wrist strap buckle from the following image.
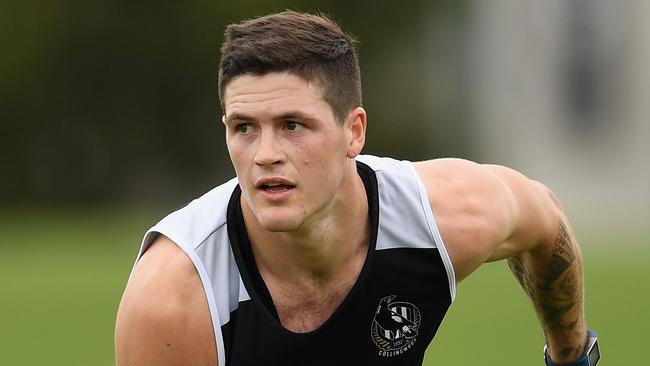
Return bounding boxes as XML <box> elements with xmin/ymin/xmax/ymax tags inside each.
<box><xmin>544</xmin><ymin>330</ymin><xmax>600</xmax><ymax>366</ymax></box>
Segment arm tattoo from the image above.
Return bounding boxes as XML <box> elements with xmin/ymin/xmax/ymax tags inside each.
<box><xmin>507</xmin><ymin>219</ymin><xmax>584</xmax><ymax>359</ymax></box>
<box><xmin>547</xmin><ymin>220</ymin><xmax>575</xmax><ymax>286</ymax></box>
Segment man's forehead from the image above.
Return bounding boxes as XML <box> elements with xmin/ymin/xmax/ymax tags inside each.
<box><xmin>223</xmin><ymin>72</ymin><xmax>328</xmax><ymax>117</ymax></box>
<box><xmin>224</xmin><ymin>72</ymin><xmax>323</xmax><ymax>102</ymax></box>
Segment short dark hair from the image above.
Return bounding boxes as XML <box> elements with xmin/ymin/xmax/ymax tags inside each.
<box><xmin>218</xmin><ymin>11</ymin><xmax>362</xmax><ymax>123</ymax></box>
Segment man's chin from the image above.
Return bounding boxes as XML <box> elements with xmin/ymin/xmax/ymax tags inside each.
<box><xmin>256</xmin><ymin>214</ymin><xmax>303</xmax><ymax>233</ymax></box>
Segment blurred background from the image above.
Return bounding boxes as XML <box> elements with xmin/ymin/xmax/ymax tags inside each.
<box><xmin>1</xmin><ymin>0</ymin><xmax>648</xmax><ymax>364</ymax></box>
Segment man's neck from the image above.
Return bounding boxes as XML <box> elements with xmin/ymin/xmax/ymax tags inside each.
<box><xmin>241</xmin><ymin>167</ymin><xmax>370</xmax><ymax>286</ymax></box>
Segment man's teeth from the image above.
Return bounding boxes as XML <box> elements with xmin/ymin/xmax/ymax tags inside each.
<box><xmin>263</xmin><ymin>183</ymin><xmax>290</xmax><ymax>191</ymax></box>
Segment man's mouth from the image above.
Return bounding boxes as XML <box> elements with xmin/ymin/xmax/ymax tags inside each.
<box><xmin>256</xmin><ymin>178</ymin><xmax>296</xmax><ymax>193</ymax></box>
<box><xmin>260</xmin><ymin>183</ymin><xmax>294</xmax><ymax>192</ymax></box>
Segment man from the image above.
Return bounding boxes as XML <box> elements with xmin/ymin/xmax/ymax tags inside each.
<box><xmin>115</xmin><ymin>11</ymin><xmax>598</xmax><ymax>366</ymax></box>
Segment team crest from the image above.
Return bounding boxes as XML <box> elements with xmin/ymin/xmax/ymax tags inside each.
<box><xmin>371</xmin><ymin>295</ymin><xmax>421</xmax><ymax>357</ymax></box>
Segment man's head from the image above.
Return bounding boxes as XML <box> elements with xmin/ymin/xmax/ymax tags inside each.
<box><xmin>218</xmin><ymin>11</ymin><xmax>362</xmax><ymax>123</ymax></box>
<box><xmin>220</xmin><ymin>12</ymin><xmax>367</xmax><ymax>234</ymax></box>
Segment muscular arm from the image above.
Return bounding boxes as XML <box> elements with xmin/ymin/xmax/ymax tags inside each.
<box><xmin>115</xmin><ymin>235</ymin><xmax>217</xmax><ymax>366</ymax></box>
<box><xmin>507</xmin><ymin>216</ymin><xmax>585</xmax><ymax>362</ymax></box>
<box><xmin>415</xmin><ymin>159</ymin><xmax>587</xmax><ymax>363</ymax></box>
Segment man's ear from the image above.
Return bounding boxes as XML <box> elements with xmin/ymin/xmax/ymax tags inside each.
<box><xmin>221</xmin><ymin>115</ymin><xmax>227</xmax><ymax>125</ymax></box>
<box><xmin>346</xmin><ymin>107</ymin><xmax>367</xmax><ymax>158</ymax></box>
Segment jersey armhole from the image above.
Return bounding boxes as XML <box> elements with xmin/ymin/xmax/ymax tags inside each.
<box><xmin>131</xmin><ymin>228</ymin><xmax>227</xmax><ymax>366</ymax></box>
<box><xmin>407</xmin><ymin>162</ymin><xmax>457</xmax><ymax>303</ymax></box>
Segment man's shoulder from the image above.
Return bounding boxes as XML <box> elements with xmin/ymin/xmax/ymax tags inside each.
<box><xmin>121</xmin><ymin>235</ymin><xmax>203</xmax><ymax>315</ymax></box>
<box><xmin>412</xmin><ymin>158</ymin><xmax>556</xmax><ymax>282</ymax></box>
<box><xmin>413</xmin><ymin>157</ymin><xmax>527</xmax><ymax>195</ymax></box>
<box><xmin>358</xmin><ymin>155</ymin><xmax>503</xmax><ymax>183</ymax></box>
<box><xmin>414</xmin><ymin>157</ymin><xmax>489</xmax><ymax>178</ymax></box>
<box><xmin>414</xmin><ymin>157</ymin><xmax>526</xmax><ymax>215</ymax></box>
<box><xmin>116</xmin><ymin>235</ymin><xmax>217</xmax><ymax>365</ymax></box>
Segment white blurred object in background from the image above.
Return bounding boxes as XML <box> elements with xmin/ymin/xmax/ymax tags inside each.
<box><xmin>465</xmin><ymin>0</ymin><xmax>649</xmax><ymax>236</ymax></box>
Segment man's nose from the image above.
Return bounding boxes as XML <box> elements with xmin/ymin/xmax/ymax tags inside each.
<box><xmin>253</xmin><ymin>130</ymin><xmax>284</xmax><ymax>166</ymax></box>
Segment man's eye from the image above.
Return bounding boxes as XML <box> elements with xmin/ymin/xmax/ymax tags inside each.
<box><xmin>286</xmin><ymin>122</ymin><xmax>301</xmax><ymax>131</ymax></box>
<box><xmin>237</xmin><ymin>124</ymin><xmax>250</xmax><ymax>134</ymax></box>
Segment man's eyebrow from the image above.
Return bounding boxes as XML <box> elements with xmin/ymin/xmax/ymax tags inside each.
<box><xmin>225</xmin><ymin>111</ymin><xmax>319</xmax><ymax>123</ymax></box>
<box><xmin>224</xmin><ymin>113</ymin><xmax>256</xmax><ymax>123</ymax></box>
<box><xmin>272</xmin><ymin>111</ymin><xmax>319</xmax><ymax>123</ymax></box>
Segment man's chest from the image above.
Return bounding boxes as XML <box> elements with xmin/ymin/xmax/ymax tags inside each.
<box><xmin>265</xmin><ymin>272</ymin><xmax>360</xmax><ymax>333</ymax></box>
<box><xmin>221</xmin><ymin>248</ymin><xmax>452</xmax><ymax>365</ymax></box>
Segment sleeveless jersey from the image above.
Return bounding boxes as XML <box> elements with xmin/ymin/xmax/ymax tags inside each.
<box><xmin>133</xmin><ymin>155</ymin><xmax>456</xmax><ymax>365</ymax></box>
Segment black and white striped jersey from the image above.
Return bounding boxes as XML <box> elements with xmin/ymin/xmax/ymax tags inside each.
<box><xmin>134</xmin><ymin>155</ymin><xmax>456</xmax><ymax>365</ymax></box>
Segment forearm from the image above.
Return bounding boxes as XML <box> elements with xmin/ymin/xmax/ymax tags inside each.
<box><xmin>507</xmin><ymin>217</ymin><xmax>587</xmax><ymax>363</ymax></box>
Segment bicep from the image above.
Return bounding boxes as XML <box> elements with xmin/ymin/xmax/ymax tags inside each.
<box><xmin>415</xmin><ymin>159</ymin><xmax>561</xmax><ymax>282</ymax></box>
<box><xmin>482</xmin><ymin>164</ymin><xmax>563</xmax><ymax>261</ymax></box>
<box><xmin>415</xmin><ymin>159</ymin><xmax>515</xmax><ymax>281</ymax></box>
<box><xmin>115</xmin><ymin>236</ymin><xmax>217</xmax><ymax>366</ymax></box>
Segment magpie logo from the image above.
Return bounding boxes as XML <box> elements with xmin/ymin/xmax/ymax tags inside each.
<box><xmin>371</xmin><ymin>295</ymin><xmax>421</xmax><ymax>357</ymax></box>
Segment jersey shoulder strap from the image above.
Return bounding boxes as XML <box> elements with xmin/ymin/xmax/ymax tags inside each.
<box><xmin>356</xmin><ymin>154</ymin><xmax>456</xmax><ymax>301</ymax></box>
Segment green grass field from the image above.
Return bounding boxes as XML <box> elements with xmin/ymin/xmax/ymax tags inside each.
<box><xmin>1</xmin><ymin>208</ymin><xmax>647</xmax><ymax>365</ymax></box>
